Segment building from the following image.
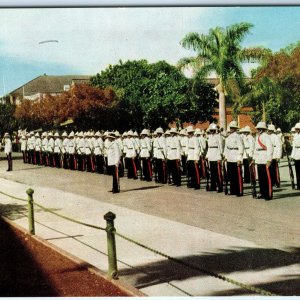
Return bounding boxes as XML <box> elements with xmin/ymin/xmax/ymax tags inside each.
<box><xmin>8</xmin><ymin>74</ymin><xmax>91</xmax><ymax>105</ymax></box>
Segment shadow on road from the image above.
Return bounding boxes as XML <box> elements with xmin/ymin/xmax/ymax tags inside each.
<box><xmin>120</xmin><ymin>246</ymin><xmax>300</xmax><ymax>295</ymax></box>
<box><xmin>121</xmin><ymin>185</ymin><xmax>163</xmax><ymax>193</ymax></box>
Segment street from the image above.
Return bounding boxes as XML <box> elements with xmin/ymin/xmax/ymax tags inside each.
<box><xmin>0</xmin><ymin>156</ymin><xmax>299</xmax><ymax>296</ymax></box>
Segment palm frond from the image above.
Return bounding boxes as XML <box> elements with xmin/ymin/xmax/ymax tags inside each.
<box><xmin>226</xmin><ymin>22</ymin><xmax>254</xmax><ymax>44</ymax></box>
<box><xmin>239</xmin><ymin>47</ymin><xmax>272</xmax><ymax>63</ymax></box>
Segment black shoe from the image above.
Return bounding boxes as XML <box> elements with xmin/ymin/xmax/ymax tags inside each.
<box><xmin>256</xmin><ymin>194</ymin><xmax>262</xmax><ymax>199</ymax></box>
<box><xmin>112</xmin><ymin>190</ymin><xmax>120</xmax><ymax>194</ymax></box>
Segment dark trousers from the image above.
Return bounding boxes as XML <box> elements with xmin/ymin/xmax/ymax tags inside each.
<box><xmin>209</xmin><ymin>161</ymin><xmax>223</xmax><ymax>192</ymax></box>
<box><xmin>108</xmin><ymin>165</ymin><xmax>120</xmax><ymax>193</ymax></box>
<box><xmin>257</xmin><ymin>164</ymin><xmax>273</xmax><ymax>200</ymax></box>
<box><xmin>156</xmin><ymin>159</ymin><xmax>167</xmax><ymax>184</ymax></box>
<box><xmin>6</xmin><ymin>153</ymin><xmax>12</xmax><ymax>171</ymax></box>
<box><xmin>127</xmin><ymin>157</ymin><xmax>138</xmax><ymax>179</ymax></box>
<box><xmin>86</xmin><ymin>154</ymin><xmax>95</xmax><ymax>172</ymax></box>
<box><xmin>69</xmin><ymin>154</ymin><xmax>76</xmax><ymax>170</ymax></box>
<box><xmin>269</xmin><ymin>159</ymin><xmax>280</xmax><ymax>187</ymax></box>
<box><xmin>141</xmin><ymin>157</ymin><xmax>152</xmax><ymax>181</ymax></box>
<box><xmin>243</xmin><ymin>158</ymin><xmax>250</xmax><ymax>183</ymax></box>
<box><xmin>169</xmin><ymin>159</ymin><xmax>181</xmax><ymax>186</ymax></box>
<box><xmin>294</xmin><ymin>160</ymin><xmax>300</xmax><ymax>189</ymax></box>
<box><xmin>181</xmin><ymin>155</ymin><xmax>187</xmax><ymax>175</ymax></box>
<box><xmin>187</xmin><ymin>160</ymin><xmax>200</xmax><ymax>189</ymax></box>
<box><xmin>96</xmin><ymin>155</ymin><xmax>104</xmax><ymax>174</ymax></box>
<box><xmin>22</xmin><ymin>151</ymin><xmax>26</xmax><ymax>163</ymax></box>
<box><xmin>199</xmin><ymin>157</ymin><xmax>207</xmax><ymax>179</ymax></box>
<box><xmin>227</xmin><ymin>162</ymin><xmax>243</xmax><ymax>196</ymax></box>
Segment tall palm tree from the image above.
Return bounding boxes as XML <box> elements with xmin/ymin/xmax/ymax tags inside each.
<box><xmin>179</xmin><ymin>22</ymin><xmax>271</xmax><ymax>130</ymax></box>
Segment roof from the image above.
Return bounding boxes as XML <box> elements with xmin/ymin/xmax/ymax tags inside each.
<box><xmin>10</xmin><ymin>74</ymin><xmax>91</xmax><ymax>97</ymax></box>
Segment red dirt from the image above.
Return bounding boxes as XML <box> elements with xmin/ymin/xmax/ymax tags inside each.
<box><xmin>0</xmin><ymin>218</ymin><xmax>131</xmax><ymax>297</ymax></box>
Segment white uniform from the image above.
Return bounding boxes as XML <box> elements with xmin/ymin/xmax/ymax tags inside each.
<box><xmin>153</xmin><ymin>136</ymin><xmax>167</xmax><ymax>160</ymax></box>
<box><xmin>253</xmin><ymin>132</ymin><xmax>273</xmax><ymax>164</ymax></box>
<box><xmin>107</xmin><ymin>140</ymin><xmax>121</xmax><ymax>166</ymax></box>
<box><xmin>270</xmin><ymin>133</ymin><xmax>282</xmax><ymax>160</ymax></box>
<box><xmin>291</xmin><ymin>132</ymin><xmax>300</xmax><ymax>160</ymax></box>
<box><xmin>4</xmin><ymin>138</ymin><xmax>12</xmax><ymax>154</ymax></box>
<box><xmin>206</xmin><ymin>134</ymin><xmax>223</xmax><ymax>161</ymax></box>
<box><xmin>167</xmin><ymin>135</ymin><xmax>181</xmax><ymax>160</ymax></box>
<box><xmin>242</xmin><ymin>134</ymin><xmax>255</xmax><ymax>159</ymax></box>
<box><xmin>224</xmin><ymin>132</ymin><xmax>244</xmax><ymax>163</ymax></box>
<box><xmin>125</xmin><ymin>138</ymin><xmax>137</xmax><ymax>158</ymax></box>
<box><xmin>140</xmin><ymin>137</ymin><xmax>152</xmax><ymax>158</ymax></box>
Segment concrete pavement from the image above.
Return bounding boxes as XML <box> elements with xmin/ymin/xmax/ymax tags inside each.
<box><xmin>0</xmin><ymin>157</ymin><xmax>299</xmax><ymax>296</ymax></box>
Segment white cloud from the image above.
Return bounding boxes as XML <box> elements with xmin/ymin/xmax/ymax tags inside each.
<box><xmin>0</xmin><ymin>7</ymin><xmax>213</xmax><ymax>74</ymax></box>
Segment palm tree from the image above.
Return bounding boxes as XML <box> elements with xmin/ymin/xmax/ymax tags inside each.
<box><xmin>179</xmin><ymin>22</ymin><xmax>271</xmax><ymax>130</ymax></box>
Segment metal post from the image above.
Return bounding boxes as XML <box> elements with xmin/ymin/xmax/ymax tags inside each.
<box><xmin>104</xmin><ymin>211</ymin><xmax>118</xmax><ymax>279</ymax></box>
<box><xmin>26</xmin><ymin>188</ymin><xmax>35</xmax><ymax>235</ymax></box>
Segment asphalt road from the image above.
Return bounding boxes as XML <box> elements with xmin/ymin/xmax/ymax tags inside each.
<box><xmin>0</xmin><ymin>154</ymin><xmax>299</xmax><ymax>250</ymax></box>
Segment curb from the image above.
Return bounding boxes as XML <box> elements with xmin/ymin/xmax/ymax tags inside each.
<box><xmin>2</xmin><ymin>216</ymin><xmax>146</xmax><ymax>297</ymax></box>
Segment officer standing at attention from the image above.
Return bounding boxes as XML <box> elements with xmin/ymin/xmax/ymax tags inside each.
<box><xmin>206</xmin><ymin>123</ymin><xmax>223</xmax><ymax>192</ymax></box>
<box><xmin>153</xmin><ymin>127</ymin><xmax>167</xmax><ymax>184</ymax></box>
<box><xmin>139</xmin><ymin>129</ymin><xmax>152</xmax><ymax>181</ymax></box>
<box><xmin>291</xmin><ymin>122</ymin><xmax>300</xmax><ymax>190</ymax></box>
<box><xmin>241</xmin><ymin>126</ymin><xmax>254</xmax><ymax>183</ymax></box>
<box><xmin>252</xmin><ymin>121</ymin><xmax>273</xmax><ymax>200</ymax></box>
<box><xmin>224</xmin><ymin>121</ymin><xmax>244</xmax><ymax>196</ymax></box>
<box><xmin>107</xmin><ymin>132</ymin><xmax>121</xmax><ymax>193</ymax></box>
<box><xmin>186</xmin><ymin>126</ymin><xmax>201</xmax><ymax>189</ymax></box>
<box><xmin>4</xmin><ymin>132</ymin><xmax>13</xmax><ymax>171</ymax></box>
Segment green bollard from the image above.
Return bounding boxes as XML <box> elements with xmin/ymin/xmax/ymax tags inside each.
<box><xmin>104</xmin><ymin>211</ymin><xmax>118</xmax><ymax>279</ymax></box>
<box><xmin>26</xmin><ymin>188</ymin><xmax>35</xmax><ymax>235</ymax></box>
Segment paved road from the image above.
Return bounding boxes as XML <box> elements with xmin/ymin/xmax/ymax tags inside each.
<box><xmin>0</xmin><ymin>155</ymin><xmax>299</xmax><ymax>296</ymax></box>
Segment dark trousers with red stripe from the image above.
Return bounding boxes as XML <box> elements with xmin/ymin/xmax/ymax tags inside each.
<box><xmin>209</xmin><ymin>161</ymin><xmax>223</xmax><ymax>192</ymax></box>
<box><xmin>108</xmin><ymin>165</ymin><xmax>120</xmax><ymax>193</ymax></box>
<box><xmin>269</xmin><ymin>159</ymin><xmax>280</xmax><ymax>187</ymax></box>
<box><xmin>6</xmin><ymin>153</ymin><xmax>12</xmax><ymax>171</ymax></box>
<box><xmin>227</xmin><ymin>162</ymin><xmax>243</xmax><ymax>196</ymax></box>
<box><xmin>257</xmin><ymin>164</ymin><xmax>273</xmax><ymax>200</ymax></box>
<box><xmin>127</xmin><ymin>157</ymin><xmax>138</xmax><ymax>179</ymax></box>
<box><xmin>141</xmin><ymin>157</ymin><xmax>152</xmax><ymax>181</ymax></box>
<box><xmin>156</xmin><ymin>159</ymin><xmax>167</xmax><ymax>184</ymax></box>
<box><xmin>187</xmin><ymin>160</ymin><xmax>200</xmax><ymax>189</ymax></box>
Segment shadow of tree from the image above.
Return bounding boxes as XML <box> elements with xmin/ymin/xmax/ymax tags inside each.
<box><xmin>119</xmin><ymin>246</ymin><xmax>300</xmax><ymax>295</ymax></box>
<box><xmin>0</xmin><ymin>203</ymin><xmax>27</xmax><ymax>220</ymax></box>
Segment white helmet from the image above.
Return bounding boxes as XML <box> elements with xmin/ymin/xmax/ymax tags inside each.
<box><xmin>228</xmin><ymin>120</ymin><xmax>239</xmax><ymax>129</ymax></box>
<box><xmin>140</xmin><ymin>129</ymin><xmax>149</xmax><ymax>136</ymax></box>
<box><xmin>295</xmin><ymin>122</ymin><xmax>300</xmax><ymax>130</ymax></box>
<box><xmin>186</xmin><ymin>126</ymin><xmax>194</xmax><ymax>134</ymax></box>
<box><xmin>156</xmin><ymin>127</ymin><xmax>164</xmax><ymax>134</ymax></box>
<box><xmin>35</xmin><ymin>132</ymin><xmax>40</xmax><ymax>137</ymax></box>
<box><xmin>268</xmin><ymin>124</ymin><xmax>276</xmax><ymax>132</ymax></box>
<box><xmin>256</xmin><ymin>121</ymin><xmax>267</xmax><ymax>130</ymax></box>
<box><xmin>209</xmin><ymin>123</ymin><xmax>218</xmax><ymax>131</ymax></box>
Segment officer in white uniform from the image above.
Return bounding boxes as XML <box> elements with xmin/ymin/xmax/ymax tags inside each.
<box><xmin>153</xmin><ymin>127</ymin><xmax>167</xmax><ymax>184</ymax></box>
<box><xmin>4</xmin><ymin>133</ymin><xmax>13</xmax><ymax>171</ymax></box>
<box><xmin>125</xmin><ymin>130</ymin><xmax>138</xmax><ymax>179</ymax></box>
<box><xmin>241</xmin><ymin>126</ymin><xmax>255</xmax><ymax>183</ymax></box>
<box><xmin>34</xmin><ymin>132</ymin><xmax>42</xmax><ymax>165</ymax></box>
<box><xmin>68</xmin><ymin>131</ymin><xmax>76</xmax><ymax>170</ymax></box>
<box><xmin>179</xmin><ymin>129</ymin><xmax>188</xmax><ymax>175</ymax></box>
<box><xmin>41</xmin><ymin>132</ymin><xmax>48</xmax><ymax>166</ymax></box>
<box><xmin>206</xmin><ymin>123</ymin><xmax>224</xmax><ymax>192</ymax></box>
<box><xmin>140</xmin><ymin>129</ymin><xmax>152</xmax><ymax>181</ymax></box>
<box><xmin>167</xmin><ymin>127</ymin><xmax>181</xmax><ymax>186</ymax></box>
<box><xmin>291</xmin><ymin>122</ymin><xmax>300</xmax><ymax>189</ymax></box>
<box><xmin>94</xmin><ymin>131</ymin><xmax>104</xmax><ymax>174</ymax></box>
<box><xmin>224</xmin><ymin>121</ymin><xmax>244</xmax><ymax>196</ymax></box>
<box><xmin>47</xmin><ymin>132</ymin><xmax>55</xmax><ymax>167</ymax></box>
<box><xmin>107</xmin><ymin>132</ymin><xmax>121</xmax><ymax>193</ymax></box>
<box><xmin>20</xmin><ymin>134</ymin><xmax>27</xmax><ymax>163</ymax></box>
<box><xmin>195</xmin><ymin>128</ymin><xmax>206</xmax><ymax>179</ymax></box>
<box><xmin>268</xmin><ymin>124</ymin><xmax>282</xmax><ymax>187</ymax></box>
<box><xmin>61</xmin><ymin>131</ymin><xmax>69</xmax><ymax>169</ymax></box>
<box><xmin>253</xmin><ymin>121</ymin><xmax>273</xmax><ymax>200</ymax></box>
<box><xmin>186</xmin><ymin>126</ymin><xmax>201</xmax><ymax>189</ymax></box>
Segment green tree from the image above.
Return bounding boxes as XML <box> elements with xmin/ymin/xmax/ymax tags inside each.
<box><xmin>0</xmin><ymin>103</ymin><xmax>18</xmax><ymax>135</ymax></box>
<box><xmin>90</xmin><ymin>59</ymin><xmax>216</xmax><ymax>131</ymax></box>
<box><xmin>179</xmin><ymin>22</ymin><xmax>270</xmax><ymax>129</ymax></box>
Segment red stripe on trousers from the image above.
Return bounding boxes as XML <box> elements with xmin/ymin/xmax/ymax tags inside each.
<box><xmin>237</xmin><ymin>164</ymin><xmax>243</xmax><ymax>194</ymax></box>
<box><xmin>148</xmin><ymin>159</ymin><xmax>152</xmax><ymax>178</ymax></box>
<box><xmin>217</xmin><ymin>161</ymin><xmax>222</xmax><ymax>185</ymax></box>
<box><xmin>266</xmin><ymin>165</ymin><xmax>273</xmax><ymax>199</ymax></box>
<box><xmin>132</xmin><ymin>158</ymin><xmax>137</xmax><ymax>177</ymax></box>
<box><xmin>195</xmin><ymin>161</ymin><xmax>200</xmax><ymax>184</ymax></box>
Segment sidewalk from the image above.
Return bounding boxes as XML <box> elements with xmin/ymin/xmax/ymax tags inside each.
<box><xmin>0</xmin><ymin>159</ymin><xmax>299</xmax><ymax>296</ymax></box>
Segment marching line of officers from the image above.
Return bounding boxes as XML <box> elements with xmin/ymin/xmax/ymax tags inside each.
<box><xmin>15</xmin><ymin>119</ymin><xmax>300</xmax><ymax>198</ymax></box>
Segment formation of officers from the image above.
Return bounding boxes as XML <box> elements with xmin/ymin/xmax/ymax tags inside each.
<box><xmin>18</xmin><ymin>119</ymin><xmax>294</xmax><ymax>198</ymax></box>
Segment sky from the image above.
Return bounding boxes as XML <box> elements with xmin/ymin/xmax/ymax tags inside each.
<box><xmin>0</xmin><ymin>6</ymin><xmax>300</xmax><ymax>95</ymax></box>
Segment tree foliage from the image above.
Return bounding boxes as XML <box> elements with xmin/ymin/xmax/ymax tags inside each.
<box><xmin>90</xmin><ymin>59</ymin><xmax>217</xmax><ymax>130</ymax></box>
<box><xmin>179</xmin><ymin>22</ymin><xmax>270</xmax><ymax>129</ymax></box>
<box><xmin>0</xmin><ymin>103</ymin><xmax>18</xmax><ymax>135</ymax></box>
<box><xmin>15</xmin><ymin>84</ymin><xmax>119</xmax><ymax>131</ymax></box>
<box><xmin>243</xmin><ymin>44</ymin><xmax>300</xmax><ymax>131</ymax></box>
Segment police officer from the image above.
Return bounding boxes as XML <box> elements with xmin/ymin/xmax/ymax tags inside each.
<box><xmin>241</xmin><ymin>126</ymin><xmax>254</xmax><ymax>183</ymax></box>
<box><xmin>153</xmin><ymin>127</ymin><xmax>167</xmax><ymax>184</ymax></box>
<box><xmin>62</xmin><ymin>131</ymin><xmax>69</xmax><ymax>169</ymax></box>
<box><xmin>253</xmin><ymin>121</ymin><xmax>273</xmax><ymax>200</ymax></box>
<box><xmin>268</xmin><ymin>124</ymin><xmax>282</xmax><ymax>187</ymax></box>
<box><xmin>206</xmin><ymin>123</ymin><xmax>223</xmax><ymax>192</ymax></box>
<box><xmin>20</xmin><ymin>133</ymin><xmax>27</xmax><ymax>163</ymax></box>
<box><xmin>53</xmin><ymin>132</ymin><xmax>62</xmax><ymax>168</ymax></box>
<box><xmin>186</xmin><ymin>126</ymin><xmax>201</xmax><ymax>189</ymax></box>
<box><xmin>68</xmin><ymin>131</ymin><xmax>76</xmax><ymax>170</ymax></box>
<box><xmin>4</xmin><ymin>133</ymin><xmax>12</xmax><ymax>171</ymax></box>
<box><xmin>140</xmin><ymin>129</ymin><xmax>152</xmax><ymax>181</ymax></box>
<box><xmin>167</xmin><ymin>127</ymin><xmax>181</xmax><ymax>186</ymax></box>
<box><xmin>291</xmin><ymin>122</ymin><xmax>300</xmax><ymax>190</ymax></box>
<box><xmin>34</xmin><ymin>132</ymin><xmax>42</xmax><ymax>165</ymax></box>
<box><xmin>107</xmin><ymin>132</ymin><xmax>121</xmax><ymax>193</ymax></box>
<box><xmin>223</xmin><ymin>121</ymin><xmax>244</xmax><ymax>196</ymax></box>
<box><xmin>125</xmin><ymin>130</ymin><xmax>138</xmax><ymax>179</ymax></box>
